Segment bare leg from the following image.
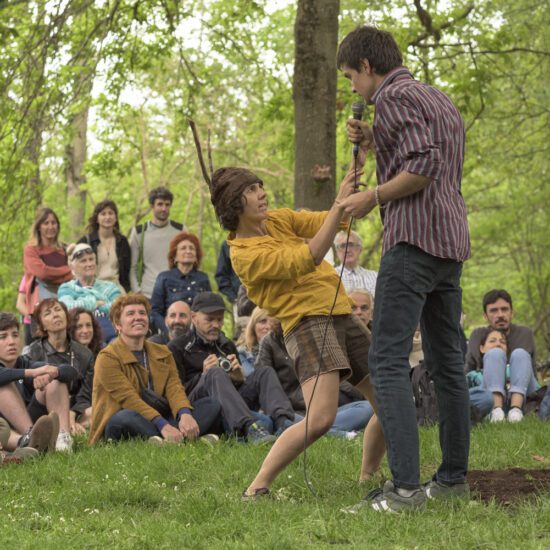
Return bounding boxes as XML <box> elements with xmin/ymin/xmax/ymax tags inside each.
<box><xmin>355</xmin><ymin>375</ymin><xmax>386</xmax><ymax>481</ymax></box>
<box><xmin>510</xmin><ymin>393</ymin><xmax>524</xmax><ymax>409</ymax></box>
<box><xmin>493</xmin><ymin>392</ymin><xmax>504</xmax><ymax>409</ymax></box>
<box><xmin>245</xmin><ymin>371</ymin><xmax>340</xmax><ymax>494</ymax></box>
<box><xmin>34</xmin><ymin>381</ymin><xmax>71</xmax><ymax>432</ymax></box>
<box><xmin>0</xmin><ymin>384</ymin><xmax>33</xmax><ymax>450</ymax></box>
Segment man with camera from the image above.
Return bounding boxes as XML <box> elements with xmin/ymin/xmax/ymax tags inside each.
<box><xmin>169</xmin><ymin>292</ymin><xmax>295</xmax><ymax>444</ymax></box>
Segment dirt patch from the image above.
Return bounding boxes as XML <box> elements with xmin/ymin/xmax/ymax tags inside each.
<box><xmin>468</xmin><ymin>468</ymin><xmax>550</xmax><ymax>506</ymax></box>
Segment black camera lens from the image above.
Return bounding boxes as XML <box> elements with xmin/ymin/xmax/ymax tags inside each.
<box><xmin>218</xmin><ymin>357</ymin><xmax>232</xmax><ymax>372</ymax></box>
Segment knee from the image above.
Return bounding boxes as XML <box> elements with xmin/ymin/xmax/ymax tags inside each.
<box><xmin>110</xmin><ymin>409</ymin><xmax>142</xmax><ymax>424</ymax></box>
<box><xmin>306</xmin><ymin>412</ymin><xmax>336</xmax><ymax>439</ymax></box>
<box><xmin>205</xmin><ymin>366</ymin><xmax>231</xmax><ymax>383</ymax></box>
<box><xmin>484</xmin><ymin>347</ymin><xmax>506</xmax><ymax>363</ymax></box>
<box><xmin>509</xmin><ymin>348</ymin><xmax>530</xmax><ymax>363</ymax></box>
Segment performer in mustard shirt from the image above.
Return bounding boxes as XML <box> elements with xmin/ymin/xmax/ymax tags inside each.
<box><xmin>209</xmin><ymin>166</ymin><xmax>385</xmax><ymax>500</ymax></box>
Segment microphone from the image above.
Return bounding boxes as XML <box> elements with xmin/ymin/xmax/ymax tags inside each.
<box><xmin>351</xmin><ymin>101</ymin><xmax>365</xmax><ymax>157</ymax></box>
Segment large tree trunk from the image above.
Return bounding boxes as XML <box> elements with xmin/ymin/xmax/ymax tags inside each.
<box><xmin>293</xmin><ymin>0</ymin><xmax>340</xmax><ymax>210</ymax></box>
<box><xmin>66</xmin><ymin>99</ymin><xmax>90</xmax><ymax>242</ymax></box>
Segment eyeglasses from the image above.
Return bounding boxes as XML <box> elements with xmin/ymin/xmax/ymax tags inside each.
<box><xmin>71</xmin><ymin>247</ymin><xmax>94</xmax><ymax>261</ymax></box>
<box><xmin>335</xmin><ymin>242</ymin><xmax>361</xmax><ymax>250</ymax></box>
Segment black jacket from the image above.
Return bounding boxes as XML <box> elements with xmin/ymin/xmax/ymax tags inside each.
<box><xmin>214</xmin><ymin>242</ymin><xmax>241</xmax><ymax>303</ymax></box>
<box><xmin>23</xmin><ymin>338</ymin><xmax>95</xmax><ymax>414</ymax></box>
<box><xmin>78</xmin><ymin>231</ymin><xmax>132</xmax><ymax>291</ymax></box>
<box><xmin>256</xmin><ymin>330</ymin><xmax>365</xmax><ymax>414</ymax></box>
<box><xmin>169</xmin><ymin>327</ymin><xmax>237</xmax><ymax>394</ymax></box>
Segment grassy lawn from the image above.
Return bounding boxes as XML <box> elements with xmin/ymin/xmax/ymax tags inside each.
<box><xmin>1</xmin><ymin>416</ymin><xmax>549</xmax><ymax>549</ymax></box>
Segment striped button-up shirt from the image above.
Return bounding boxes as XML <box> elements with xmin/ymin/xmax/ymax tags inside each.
<box><xmin>371</xmin><ymin>67</ymin><xmax>470</xmax><ymax>262</ymax></box>
<box><xmin>335</xmin><ymin>264</ymin><xmax>377</xmax><ymax>296</ymax></box>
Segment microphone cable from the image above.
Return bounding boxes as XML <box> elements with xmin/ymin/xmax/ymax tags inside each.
<box><xmin>302</xmin><ymin>150</ymin><xmax>362</xmax><ymax>497</ymax></box>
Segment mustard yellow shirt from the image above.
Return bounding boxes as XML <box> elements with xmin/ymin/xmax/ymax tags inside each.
<box><xmin>228</xmin><ymin>208</ymin><xmax>352</xmax><ymax>335</ymax></box>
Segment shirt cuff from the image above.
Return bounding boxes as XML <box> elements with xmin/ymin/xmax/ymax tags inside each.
<box><xmin>152</xmin><ymin>416</ymin><xmax>169</xmax><ymax>431</ymax></box>
<box><xmin>177</xmin><ymin>408</ymin><xmax>192</xmax><ymax>420</ymax></box>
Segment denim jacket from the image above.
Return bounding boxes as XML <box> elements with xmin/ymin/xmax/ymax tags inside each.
<box><xmin>150</xmin><ymin>268</ymin><xmax>211</xmax><ymax>333</ymax></box>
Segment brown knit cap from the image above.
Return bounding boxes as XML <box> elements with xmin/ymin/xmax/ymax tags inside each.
<box><xmin>210</xmin><ymin>167</ymin><xmax>263</xmax><ymax>219</ymax></box>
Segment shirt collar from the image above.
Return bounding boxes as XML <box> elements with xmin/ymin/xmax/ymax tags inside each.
<box><xmin>371</xmin><ymin>67</ymin><xmax>414</xmax><ymax>104</ymax></box>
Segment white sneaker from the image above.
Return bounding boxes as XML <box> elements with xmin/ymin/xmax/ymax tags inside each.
<box><xmin>507</xmin><ymin>408</ymin><xmax>524</xmax><ymax>423</ymax></box>
<box><xmin>490</xmin><ymin>407</ymin><xmax>505</xmax><ymax>423</ymax></box>
<box><xmin>344</xmin><ymin>431</ymin><xmax>358</xmax><ymax>440</ymax></box>
<box><xmin>55</xmin><ymin>431</ymin><xmax>74</xmax><ymax>452</ymax></box>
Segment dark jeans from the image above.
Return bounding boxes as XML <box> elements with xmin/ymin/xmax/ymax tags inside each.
<box><xmin>188</xmin><ymin>367</ymin><xmax>294</xmax><ymax>434</ymax></box>
<box><xmin>369</xmin><ymin>243</ymin><xmax>470</xmax><ymax>489</ymax></box>
<box><xmin>104</xmin><ymin>396</ymin><xmax>221</xmax><ymax>441</ymax></box>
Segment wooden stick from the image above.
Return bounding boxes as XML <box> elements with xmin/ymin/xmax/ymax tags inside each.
<box><xmin>188</xmin><ymin>119</ymin><xmax>212</xmax><ymax>189</ymax></box>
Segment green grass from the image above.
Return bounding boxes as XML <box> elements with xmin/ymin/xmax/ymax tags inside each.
<box><xmin>1</xmin><ymin>417</ymin><xmax>550</xmax><ymax>549</ymax></box>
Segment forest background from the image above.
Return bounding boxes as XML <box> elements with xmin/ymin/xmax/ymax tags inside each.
<box><xmin>0</xmin><ymin>0</ymin><xmax>548</xmax><ymax>354</ymax></box>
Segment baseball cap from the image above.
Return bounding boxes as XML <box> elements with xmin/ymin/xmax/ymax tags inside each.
<box><xmin>191</xmin><ymin>292</ymin><xmax>226</xmax><ymax>313</ymax></box>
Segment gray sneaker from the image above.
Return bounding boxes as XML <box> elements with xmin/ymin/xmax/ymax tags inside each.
<box><xmin>343</xmin><ymin>480</ymin><xmax>426</xmax><ymax>514</ymax></box>
<box><xmin>423</xmin><ymin>478</ymin><xmax>470</xmax><ymax>501</ymax></box>
<box><xmin>246</xmin><ymin>423</ymin><xmax>276</xmax><ymax>445</ymax></box>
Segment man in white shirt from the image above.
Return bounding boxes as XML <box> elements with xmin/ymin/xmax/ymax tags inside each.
<box><xmin>334</xmin><ymin>230</ymin><xmax>377</xmax><ymax>296</ymax></box>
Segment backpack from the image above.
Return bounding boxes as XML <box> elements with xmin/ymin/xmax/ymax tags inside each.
<box><xmin>410</xmin><ymin>362</ymin><xmax>439</xmax><ymax>426</ymax></box>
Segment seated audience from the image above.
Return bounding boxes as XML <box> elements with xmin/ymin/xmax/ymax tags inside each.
<box><xmin>465</xmin><ymin>289</ymin><xmax>539</xmax><ymax>423</ymax></box>
<box><xmin>237</xmin><ymin>307</ymin><xmax>274</xmax><ymax>377</ymax></box>
<box><xmin>169</xmin><ymin>292</ymin><xmax>294</xmax><ymax>442</ymax></box>
<box><xmin>150</xmin><ymin>232</ymin><xmax>211</xmax><ymax>334</ymax></box>
<box><xmin>149</xmin><ymin>301</ymin><xmax>192</xmax><ymax>345</ymax></box>
<box><xmin>334</xmin><ymin>230</ymin><xmax>377</xmax><ymax>296</ymax></box>
<box><xmin>78</xmin><ymin>200</ymin><xmax>131</xmax><ymax>293</ymax></box>
<box><xmin>88</xmin><ymin>294</ymin><xmax>221</xmax><ymax>444</ymax></box>
<box><xmin>23</xmin><ymin>299</ymin><xmax>94</xmax><ymax>446</ymax></box>
<box><xmin>0</xmin><ymin>312</ymin><xmax>61</xmax><ymax>453</ymax></box>
<box><xmin>256</xmin><ymin>320</ymin><xmax>374</xmax><ymax>439</ymax></box>
<box><xmin>58</xmin><ymin>243</ymin><xmax>121</xmax><ymax>343</ymax></box>
<box><xmin>349</xmin><ymin>288</ymin><xmax>373</xmax><ymax>329</ymax></box>
<box><xmin>23</xmin><ymin>207</ymin><xmax>72</xmax><ymax>321</ymax></box>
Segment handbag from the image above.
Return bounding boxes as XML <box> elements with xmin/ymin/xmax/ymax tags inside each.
<box><xmin>140</xmin><ymin>386</ymin><xmax>172</xmax><ymax>419</ymax></box>
<box><xmin>139</xmin><ymin>350</ymin><xmax>172</xmax><ymax>419</ymax></box>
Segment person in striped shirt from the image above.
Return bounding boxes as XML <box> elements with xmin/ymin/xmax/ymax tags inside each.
<box><xmin>337</xmin><ymin>26</ymin><xmax>471</xmax><ymax>513</ymax></box>
<box><xmin>334</xmin><ymin>230</ymin><xmax>377</xmax><ymax>296</ymax></box>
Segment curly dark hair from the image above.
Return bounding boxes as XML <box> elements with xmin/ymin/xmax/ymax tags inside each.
<box><xmin>337</xmin><ymin>26</ymin><xmax>403</xmax><ymax>74</ymax></box>
<box><xmin>86</xmin><ymin>200</ymin><xmax>121</xmax><ymax>234</ymax></box>
<box><xmin>482</xmin><ymin>289</ymin><xmax>513</xmax><ymax>313</ymax></box>
<box><xmin>68</xmin><ymin>308</ymin><xmax>103</xmax><ymax>356</ymax></box>
<box><xmin>148</xmin><ymin>186</ymin><xmax>173</xmax><ymax>206</ymax></box>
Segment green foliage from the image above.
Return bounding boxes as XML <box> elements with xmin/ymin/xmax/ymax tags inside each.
<box><xmin>1</xmin><ymin>419</ymin><xmax>549</xmax><ymax>547</ymax></box>
<box><xmin>0</xmin><ymin>0</ymin><xmax>549</xmax><ymax>353</ymax></box>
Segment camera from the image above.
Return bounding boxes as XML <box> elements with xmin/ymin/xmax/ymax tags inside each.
<box><xmin>218</xmin><ymin>357</ymin><xmax>232</xmax><ymax>373</ymax></box>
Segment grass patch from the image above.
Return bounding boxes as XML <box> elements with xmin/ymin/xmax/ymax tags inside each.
<box><xmin>1</xmin><ymin>417</ymin><xmax>549</xmax><ymax>549</ymax></box>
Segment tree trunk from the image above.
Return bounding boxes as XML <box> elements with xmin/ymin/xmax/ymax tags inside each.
<box><xmin>66</xmin><ymin>99</ymin><xmax>90</xmax><ymax>242</ymax></box>
<box><xmin>293</xmin><ymin>0</ymin><xmax>340</xmax><ymax>210</ymax></box>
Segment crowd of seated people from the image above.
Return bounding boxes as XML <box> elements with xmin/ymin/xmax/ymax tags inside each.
<box><xmin>2</xmin><ymin>190</ymin><xmax>548</xmax><ymax>467</ymax></box>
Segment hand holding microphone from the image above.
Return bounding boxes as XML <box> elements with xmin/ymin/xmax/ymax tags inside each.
<box><xmin>348</xmin><ymin>101</ymin><xmax>373</xmax><ymax>157</ymax></box>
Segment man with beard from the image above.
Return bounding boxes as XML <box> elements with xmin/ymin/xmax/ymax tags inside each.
<box><xmin>149</xmin><ymin>301</ymin><xmax>192</xmax><ymax>345</ymax></box>
<box><xmin>465</xmin><ymin>289</ymin><xmax>538</xmax><ymax>423</ymax></box>
<box><xmin>129</xmin><ymin>187</ymin><xmax>184</xmax><ymax>299</ymax></box>
<box><xmin>169</xmin><ymin>292</ymin><xmax>295</xmax><ymax>443</ymax></box>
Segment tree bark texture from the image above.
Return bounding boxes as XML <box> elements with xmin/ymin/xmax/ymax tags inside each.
<box><xmin>293</xmin><ymin>0</ymin><xmax>340</xmax><ymax>210</ymax></box>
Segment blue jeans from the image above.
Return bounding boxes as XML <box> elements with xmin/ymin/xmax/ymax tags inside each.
<box><xmin>104</xmin><ymin>397</ymin><xmax>221</xmax><ymax>440</ymax></box>
<box><xmin>254</xmin><ymin>401</ymin><xmax>374</xmax><ymax>436</ymax></box>
<box><xmin>482</xmin><ymin>348</ymin><xmax>538</xmax><ymax>399</ymax></box>
<box><xmin>469</xmin><ymin>387</ymin><xmax>493</xmax><ymax>418</ymax></box>
<box><xmin>540</xmin><ymin>389</ymin><xmax>550</xmax><ymax>420</ymax></box>
<box><xmin>369</xmin><ymin>244</ymin><xmax>470</xmax><ymax>489</ymax></box>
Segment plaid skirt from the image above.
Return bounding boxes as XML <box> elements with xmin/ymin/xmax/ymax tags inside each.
<box><xmin>284</xmin><ymin>314</ymin><xmax>371</xmax><ymax>385</ymax></box>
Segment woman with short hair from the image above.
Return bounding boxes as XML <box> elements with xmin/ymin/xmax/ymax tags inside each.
<box><xmin>58</xmin><ymin>243</ymin><xmax>121</xmax><ymax>343</ymax></box>
<box><xmin>150</xmin><ymin>232</ymin><xmax>211</xmax><ymax>334</ymax></box>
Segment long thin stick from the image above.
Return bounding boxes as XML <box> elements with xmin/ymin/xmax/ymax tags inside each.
<box><xmin>188</xmin><ymin>119</ymin><xmax>211</xmax><ymax>188</ymax></box>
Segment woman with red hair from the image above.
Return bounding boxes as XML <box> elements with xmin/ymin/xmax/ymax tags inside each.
<box><xmin>150</xmin><ymin>232</ymin><xmax>211</xmax><ymax>334</ymax></box>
